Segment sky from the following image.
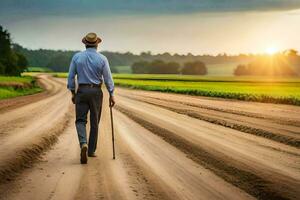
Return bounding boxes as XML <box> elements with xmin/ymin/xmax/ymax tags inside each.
<box><xmin>0</xmin><ymin>0</ymin><xmax>300</xmax><ymax>55</ymax></box>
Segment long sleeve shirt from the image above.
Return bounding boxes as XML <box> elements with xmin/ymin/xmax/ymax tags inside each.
<box><xmin>67</xmin><ymin>48</ymin><xmax>114</xmax><ymax>96</ymax></box>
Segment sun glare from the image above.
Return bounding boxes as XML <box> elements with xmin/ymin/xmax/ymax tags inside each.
<box><xmin>265</xmin><ymin>47</ymin><xmax>279</xmax><ymax>55</ymax></box>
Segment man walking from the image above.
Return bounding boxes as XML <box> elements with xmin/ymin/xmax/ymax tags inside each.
<box><xmin>67</xmin><ymin>32</ymin><xmax>115</xmax><ymax>164</ymax></box>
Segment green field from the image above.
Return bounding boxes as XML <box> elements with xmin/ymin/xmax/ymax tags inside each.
<box><xmin>31</xmin><ymin>72</ymin><xmax>300</xmax><ymax>105</ymax></box>
<box><xmin>50</xmin><ymin>72</ymin><xmax>68</xmax><ymax>78</ymax></box>
<box><xmin>26</xmin><ymin>67</ymin><xmax>53</xmax><ymax>72</ymax></box>
<box><xmin>113</xmin><ymin>74</ymin><xmax>300</xmax><ymax>105</ymax></box>
<box><xmin>0</xmin><ymin>76</ymin><xmax>42</xmax><ymax>99</ymax></box>
<box><xmin>0</xmin><ymin>76</ymin><xmax>36</xmax><ymax>84</ymax></box>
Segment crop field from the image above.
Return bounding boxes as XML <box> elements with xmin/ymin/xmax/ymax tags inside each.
<box><xmin>38</xmin><ymin>72</ymin><xmax>300</xmax><ymax>105</ymax></box>
<box><xmin>113</xmin><ymin>74</ymin><xmax>300</xmax><ymax>105</ymax></box>
<box><xmin>0</xmin><ymin>76</ymin><xmax>42</xmax><ymax>99</ymax></box>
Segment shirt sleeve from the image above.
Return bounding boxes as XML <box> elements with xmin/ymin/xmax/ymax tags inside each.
<box><xmin>102</xmin><ymin>56</ymin><xmax>115</xmax><ymax>96</ymax></box>
<box><xmin>67</xmin><ymin>55</ymin><xmax>77</xmax><ymax>91</ymax></box>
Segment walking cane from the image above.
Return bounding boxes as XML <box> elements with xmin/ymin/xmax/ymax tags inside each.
<box><xmin>109</xmin><ymin>105</ymin><xmax>116</xmax><ymax>159</ymax></box>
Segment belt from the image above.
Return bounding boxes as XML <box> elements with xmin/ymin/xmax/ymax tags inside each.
<box><xmin>79</xmin><ymin>83</ymin><xmax>102</xmax><ymax>88</ymax></box>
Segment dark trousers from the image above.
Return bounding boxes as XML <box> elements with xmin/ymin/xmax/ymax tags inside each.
<box><xmin>75</xmin><ymin>87</ymin><xmax>103</xmax><ymax>154</ymax></box>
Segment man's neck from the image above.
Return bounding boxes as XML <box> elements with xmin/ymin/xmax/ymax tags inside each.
<box><xmin>86</xmin><ymin>47</ymin><xmax>97</xmax><ymax>51</ymax></box>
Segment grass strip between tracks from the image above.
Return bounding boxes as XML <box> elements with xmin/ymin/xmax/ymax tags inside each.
<box><xmin>115</xmin><ymin>105</ymin><xmax>290</xmax><ymax>200</ymax></box>
<box><xmin>122</xmin><ymin>95</ymin><xmax>300</xmax><ymax>148</ymax></box>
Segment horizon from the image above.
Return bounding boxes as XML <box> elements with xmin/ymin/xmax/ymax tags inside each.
<box><xmin>12</xmin><ymin>42</ymin><xmax>299</xmax><ymax>57</ymax></box>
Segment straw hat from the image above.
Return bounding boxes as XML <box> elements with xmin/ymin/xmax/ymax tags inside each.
<box><xmin>82</xmin><ymin>32</ymin><xmax>102</xmax><ymax>46</ymax></box>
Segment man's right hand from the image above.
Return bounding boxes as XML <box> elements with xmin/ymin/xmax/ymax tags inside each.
<box><xmin>109</xmin><ymin>96</ymin><xmax>115</xmax><ymax>107</ymax></box>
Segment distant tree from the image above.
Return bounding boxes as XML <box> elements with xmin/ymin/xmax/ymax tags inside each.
<box><xmin>284</xmin><ymin>49</ymin><xmax>300</xmax><ymax>75</ymax></box>
<box><xmin>163</xmin><ymin>62</ymin><xmax>180</xmax><ymax>74</ymax></box>
<box><xmin>234</xmin><ymin>55</ymin><xmax>298</xmax><ymax>76</ymax></box>
<box><xmin>0</xmin><ymin>62</ymin><xmax>5</xmax><ymax>74</ymax></box>
<box><xmin>16</xmin><ymin>52</ymin><xmax>28</xmax><ymax>70</ymax></box>
<box><xmin>0</xmin><ymin>25</ymin><xmax>28</xmax><ymax>75</ymax></box>
<box><xmin>234</xmin><ymin>64</ymin><xmax>249</xmax><ymax>76</ymax></box>
<box><xmin>46</xmin><ymin>54</ymin><xmax>73</xmax><ymax>72</ymax></box>
<box><xmin>131</xmin><ymin>60</ymin><xmax>180</xmax><ymax>74</ymax></box>
<box><xmin>140</xmin><ymin>51</ymin><xmax>152</xmax><ymax>57</ymax></box>
<box><xmin>285</xmin><ymin>49</ymin><xmax>298</xmax><ymax>57</ymax></box>
<box><xmin>0</xmin><ymin>26</ymin><xmax>11</xmax><ymax>59</ymax></box>
<box><xmin>132</xmin><ymin>61</ymin><xmax>150</xmax><ymax>74</ymax></box>
<box><xmin>181</xmin><ymin>61</ymin><xmax>207</xmax><ymax>75</ymax></box>
<box><xmin>0</xmin><ymin>25</ymin><xmax>12</xmax><ymax>74</ymax></box>
<box><xmin>148</xmin><ymin>60</ymin><xmax>165</xmax><ymax>74</ymax></box>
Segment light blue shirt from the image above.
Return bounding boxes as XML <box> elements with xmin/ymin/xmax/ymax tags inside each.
<box><xmin>67</xmin><ymin>48</ymin><xmax>114</xmax><ymax>96</ymax></box>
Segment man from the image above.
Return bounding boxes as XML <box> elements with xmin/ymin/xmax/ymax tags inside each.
<box><xmin>67</xmin><ymin>32</ymin><xmax>115</xmax><ymax>164</ymax></box>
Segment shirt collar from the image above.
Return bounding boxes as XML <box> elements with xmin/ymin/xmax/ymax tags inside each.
<box><xmin>86</xmin><ymin>48</ymin><xmax>97</xmax><ymax>52</ymax></box>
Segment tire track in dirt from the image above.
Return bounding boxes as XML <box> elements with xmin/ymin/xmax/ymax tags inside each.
<box><xmin>115</xmin><ymin>105</ymin><xmax>299</xmax><ymax>200</ymax></box>
<box><xmin>143</xmin><ymin>95</ymin><xmax>300</xmax><ymax>127</ymax></box>
<box><xmin>0</xmin><ymin>109</ymin><xmax>72</xmax><ymax>184</ymax></box>
<box><xmin>114</xmin><ymin>110</ymin><xmax>255</xmax><ymax>200</ymax></box>
<box><xmin>118</xmin><ymin>89</ymin><xmax>300</xmax><ymax>127</ymax></box>
<box><xmin>120</xmin><ymin>94</ymin><xmax>300</xmax><ymax>148</ymax></box>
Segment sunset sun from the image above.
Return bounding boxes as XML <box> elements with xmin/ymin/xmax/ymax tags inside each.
<box><xmin>266</xmin><ymin>46</ymin><xmax>279</xmax><ymax>55</ymax></box>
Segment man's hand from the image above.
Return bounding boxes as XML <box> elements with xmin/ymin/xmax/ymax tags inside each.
<box><xmin>71</xmin><ymin>93</ymin><xmax>76</xmax><ymax>104</ymax></box>
<box><xmin>109</xmin><ymin>96</ymin><xmax>115</xmax><ymax>107</ymax></box>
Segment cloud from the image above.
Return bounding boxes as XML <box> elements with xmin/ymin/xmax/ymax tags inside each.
<box><xmin>1</xmin><ymin>0</ymin><xmax>300</xmax><ymax>18</ymax></box>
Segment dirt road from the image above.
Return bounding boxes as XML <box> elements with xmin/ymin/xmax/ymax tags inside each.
<box><xmin>0</xmin><ymin>75</ymin><xmax>299</xmax><ymax>200</ymax></box>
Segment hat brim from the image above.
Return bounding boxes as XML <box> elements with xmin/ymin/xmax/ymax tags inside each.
<box><xmin>82</xmin><ymin>37</ymin><xmax>102</xmax><ymax>46</ymax></box>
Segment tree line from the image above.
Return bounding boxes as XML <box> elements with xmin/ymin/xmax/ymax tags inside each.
<box><xmin>234</xmin><ymin>50</ymin><xmax>300</xmax><ymax>76</ymax></box>
<box><xmin>0</xmin><ymin>26</ymin><xmax>28</xmax><ymax>75</ymax></box>
<box><xmin>12</xmin><ymin>44</ymin><xmax>254</xmax><ymax>73</ymax></box>
<box><xmin>131</xmin><ymin>60</ymin><xmax>207</xmax><ymax>75</ymax></box>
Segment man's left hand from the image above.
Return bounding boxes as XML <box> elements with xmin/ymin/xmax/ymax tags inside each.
<box><xmin>109</xmin><ymin>96</ymin><xmax>115</xmax><ymax>107</ymax></box>
<box><xmin>71</xmin><ymin>93</ymin><xmax>76</xmax><ymax>104</ymax></box>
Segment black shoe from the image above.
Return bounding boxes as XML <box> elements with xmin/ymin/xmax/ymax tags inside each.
<box><xmin>88</xmin><ymin>152</ymin><xmax>97</xmax><ymax>157</ymax></box>
<box><xmin>80</xmin><ymin>144</ymin><xmax>88</xmax><ymax>164</ymax></box>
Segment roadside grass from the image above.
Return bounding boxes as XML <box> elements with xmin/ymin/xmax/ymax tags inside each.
<box><xmin>51</xmin><ymin>72</ymin><xmax>68</xmax><ymax>78</ymax></box>
<box><xmin>113</xmin><ymin>74</ymin><xmax>300</xmax><ymax>106</ymax></box>
<box><xmin>0</xmin><ymin>76</ymin><xmax>36</xmax><ymax>84</ymax></box>
<box><xmin>0</xmin><ymin>76</ymin><xmax>42</xmax><ymax>100</ymax></box>
<box><xmin>22</xmin><ymin>72</ymin><xmax>68</xmax><ymax>78</ymax></box>
<box><xmin>26</xmin><ymin>67</ymin><xmax>53</xmax><ymax>72</ymax></box>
